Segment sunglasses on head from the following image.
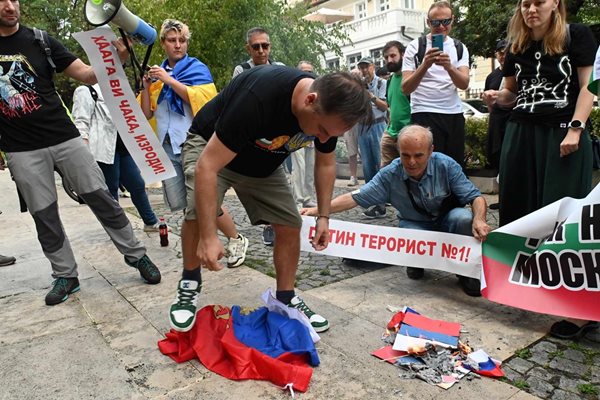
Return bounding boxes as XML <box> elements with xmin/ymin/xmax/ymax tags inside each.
<box><xmin>251</xmin><ymin>43</ymin><xmax>270</xmax><ymax>51</ymax></box>
<box><xmin>429</xmin><ymin>18</ymin><xmax>452</xmax><ymax>27</ymax></box>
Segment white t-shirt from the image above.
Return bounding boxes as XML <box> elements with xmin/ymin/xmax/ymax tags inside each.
<box><xmin>402</xmin><ymin>35</ymin><xmax>469</xmax><ymax>114</ymax></box>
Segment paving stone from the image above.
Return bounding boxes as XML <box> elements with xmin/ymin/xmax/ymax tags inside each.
<box><xmin>531</xmin><ymin>341</ymin><xmax>558</xmax><ymax>354</ymax></box>
<box><xmin>529</xmin><ymin>350</ymin><xmax>551</xmax><ymax>366</ymax></box>
<box><xmin>591</xmin><ymin>366</ymin><xmax>600</xmax><ymax>384</ymax></box>
<box><xmin>508</xmin><ymin>357</ymin><xmax>535</xmax><ymax>374</ymax></box>
<box><xmin>526</xmin><ymin>375</ymin><xmax>554</xmax><ymax>398</ymax></box>
<box><xmin>529</xmin><ymin>366</ymin><xmax>554</xmax><ymax>381</ymax></box>
<box><xmin>548</xmin><ymin>357</ymin><xmax>590</xmax><ymax>378</ymax></box>
<box><xmin>503</xmin><ymin>366</ymin><xmax>523</xmax><ymax>382</ymax></box>
<box><xmin>551</xmin><ymin>389</ymin><xmax>578</xmax><ymax>400</ymax></box>
<box><xmin>563</xmin><ymin>349</ymin><xmax>586</xmax><ymax>363</ymax></box>
<box><xmin>558</xmin><ymin>376</ymin><xmax>588</xmax><ymax>393</ymax></box>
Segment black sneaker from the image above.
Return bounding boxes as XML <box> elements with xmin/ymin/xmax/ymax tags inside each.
<box><xmin>262</xmin><ymin>225</ymin><xmax>275</xmax><ymax>246</ymax></box>
<box><xmin>45</xmin><ymin>277</ymin><xmax>80</xmax><ymax>306</ymax></box>
<box><xmin>406</xmin><ymin>267</ymin><xmax>424</xmax><ymax>280</ymax></box>
<box><xmin>458</xmin><ymin>276</ymin><xmax>482</xmax><ymax>297</ymax></box>
<box><xmin>362</xmin><ymin>204</ymin><xmax>386</xmax><ymax>219</ymax></box>
<box><xmin>125</xmin><ymin>254</ymin><xmax>161</xmax><ymax>284</ymax></box>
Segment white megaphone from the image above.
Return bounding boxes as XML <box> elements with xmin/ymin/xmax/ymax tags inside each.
<box><xmin>84</xmin><ymin>0</ymin><xmax>156</xmax><ymax>45</ymax></box>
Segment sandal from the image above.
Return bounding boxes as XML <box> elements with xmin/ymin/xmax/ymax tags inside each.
<box><xmin>550</xmin><ymin>320</ymin><xmax>599</xmax><ymax>340</ymax></box>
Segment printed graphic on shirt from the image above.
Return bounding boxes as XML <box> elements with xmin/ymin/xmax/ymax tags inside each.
<box><xmin>514</xmin><ymin>52</ymin><xmax>572</xmax><ymax>113</ymax></box>
<box><xmin>254</xmin><ymin>132</ymin><xmax>313</xmax><ymax>154</ymax></box>
<box><xmin>0</xmin><ymin>54</ymin><xmax>41</xmax><ymax>118</ymax></box>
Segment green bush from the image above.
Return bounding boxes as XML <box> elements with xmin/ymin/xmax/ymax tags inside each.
<box><xmin>464</xmin><ymin>117</ymin><xmax>489</xmax><ymax>169</ymax></box>
<box><xmin>590</xmin><ymin>107</ymin><xmax>600</xmax><ymax>136</ymax></box>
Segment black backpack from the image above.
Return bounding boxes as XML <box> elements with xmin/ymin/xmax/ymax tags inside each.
<box><xmin>33</xmin><ymin>27</ymin><xmax>56</xmax><ymax>75</ymax></box>
<box><xmin>413</xmin><ymin>35</ymin><xmax>465</xmax><ymax>68</ymax></box>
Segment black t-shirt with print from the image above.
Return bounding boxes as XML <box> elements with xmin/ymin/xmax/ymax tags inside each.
<box><xmin>188</xmin><ymin>65</ymin><xmax>337</xmax><ymax>178</ymax></box>
<box><xmin>503</xmin><ymin>23</ymin><xmax>596</xmax><ymax>126</ymax></box>
<box><xmin>0</xmin><ymin>25</ymin><xmax>79</xmax><ymax>152</ymax></box>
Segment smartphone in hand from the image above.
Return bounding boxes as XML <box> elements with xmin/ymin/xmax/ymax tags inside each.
<box><xmin>432</xmin><ymin>34</ymin><xmax>444</xmax><ymax>51</ymax></box>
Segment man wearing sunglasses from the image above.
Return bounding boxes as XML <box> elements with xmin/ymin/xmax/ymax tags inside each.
<box><xmin>232</xmin><ymin>27</ymin><xmax>284</xmax><ymax>78</ymax></box>
<box><xmin>401</xmin><ymin>0</ymin><xmax>470</xmax><ymax>172</ymax></box>
<box><xmin>232</xmin><ymin>27</ymin><xmax>285</xmax><ymax>247</ymax></box>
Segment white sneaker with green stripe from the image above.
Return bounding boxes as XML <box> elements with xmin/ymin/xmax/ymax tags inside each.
<box><xmin>288</xmin><ymin>295</ymin><xmax>329</xmax><ymax>333</ymax></box>
<box><xmin>169</xmin><ymin>279</ymin><xmax>201</xmax><ymax>332</ymax></box>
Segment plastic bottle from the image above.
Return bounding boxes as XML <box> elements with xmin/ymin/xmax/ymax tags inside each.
<box><xmin>159</xmin><ymin>218</ymin><xmax>168</xmax><ymax>247</ymax></box>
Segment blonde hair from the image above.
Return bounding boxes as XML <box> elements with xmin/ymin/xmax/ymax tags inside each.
<box><xmin>507</xmin><ymin>0</ymin><xmax>567</xmax><ymax>56</ymax></box>
<box><xmin>160</xmin><ymin>19</ymin><xmax>191</xmax><ymax>42</ymax></box>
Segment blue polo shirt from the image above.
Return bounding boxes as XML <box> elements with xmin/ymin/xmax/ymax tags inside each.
<box><xmin>351</xmin><ymin>152</ymin><xmax>481</xmax><ymax>222</ymax></box>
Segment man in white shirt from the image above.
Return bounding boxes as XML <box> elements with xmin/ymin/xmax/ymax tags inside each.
<box><xmin>401</xmin><ymin>0</ymin><xmax>470</xmax><ymax>166</ymax></box>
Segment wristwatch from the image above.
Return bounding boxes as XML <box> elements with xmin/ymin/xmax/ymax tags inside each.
<box><xmin>567</xmin><ymin>120</ymin><xmax>585</xmax><ymax>130</ymax></box>
<box><xmin>370</xmin><ymin>96</ymin><xmax>377</xmax><ymax>104</ymax></box>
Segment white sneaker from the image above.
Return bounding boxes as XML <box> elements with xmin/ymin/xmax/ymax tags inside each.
<box><xmin>169</xmin><ymin>279</ymin><xmax>201</xmax><ymax>332</ymax></box>
<box><xmin>288</xmin><ymin>295</ymin><xmax>330</xmax><ymax>333</ymax></box>
<box><xmin>227</xmin><ymin>233</ymin><xmax>249</xmax><ymax>268</ymax></box>
<box><xmin>347</xmin><ymin>176</ymin><xmax>359</xmax><ymax>187</ymax></box>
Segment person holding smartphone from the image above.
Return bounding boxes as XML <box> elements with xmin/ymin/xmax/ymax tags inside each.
<box><xmin>401</xmin><ymin>0</ymin><xmax>470</xmax><ymax>171</ymax></box>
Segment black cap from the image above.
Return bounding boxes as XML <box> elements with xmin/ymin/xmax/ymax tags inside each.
<box><xmin>495</xmin><ymin>39</ymin><xmax>508</xmax><ymax>52</ymax></box>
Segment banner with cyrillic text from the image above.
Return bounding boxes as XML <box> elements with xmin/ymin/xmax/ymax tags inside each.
<box><xmin>73</xmin><ymin>27</ymin><xmax>175</xmax><ymax>183</ymax></box>
<box><xmin>482</xmin><ymin>184</ymin><xmax>600</xmax><ymax>321</ymax></box>
<box><xmin>300</xmin><ymin>216</ymin><xmax>481</xmax><ymax>279</ymax></box>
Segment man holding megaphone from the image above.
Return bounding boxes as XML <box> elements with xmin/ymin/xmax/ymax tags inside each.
<box><xmin>0</xmin><ymin>0</ymin><xmax>162</xmax><ymax>306</ymax></box>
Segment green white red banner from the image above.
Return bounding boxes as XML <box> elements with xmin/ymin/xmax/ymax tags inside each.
<box><xmin>482</xmin><ymin>185</ymin><xmax>600</xmax><ymax>321</ymax></box>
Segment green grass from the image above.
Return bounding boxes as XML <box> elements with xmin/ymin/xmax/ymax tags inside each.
<box><xmin>568</xmin><ymin>343</ymin><xmax>599</xmax><ymax>365</ymax></box>
<box><xmin>577</xmin><ymin>383</ymin><xmax>599</xmax><ymax>395</ymax></box>
<box><xmin>319</xmin><ymin>268</ymin><xmax>331</xmax><ymax>276</ymax></box>
<box><xmin>514</xmin><ymin>348</ymin><xmax>532</xmax><ymax>359</ymax></box>
<box><xmin>547</xmin><ymin>350</ymin><xmax>564</xmax><ymax>360</ymax></box>
<box><xmin>513</xmin><ymin>379</ymin><xmax>529</xmax><ymax>390</ymax></box>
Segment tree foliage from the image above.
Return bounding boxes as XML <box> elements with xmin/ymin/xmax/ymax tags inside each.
<box><xmin>451</xmin><ymin>0</ymin><xmax>600</xmax><ymax>58</ymax></box>
<box><xmin>21</xmin><ymin>0</ymin><xmax>349</xmax><ymax>96</ymax></box>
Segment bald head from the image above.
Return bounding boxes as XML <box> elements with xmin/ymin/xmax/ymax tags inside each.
<box><xmin>397</xmin><ymin>125</ymin><xmax>434</xmax><ymax>180</ymax></box>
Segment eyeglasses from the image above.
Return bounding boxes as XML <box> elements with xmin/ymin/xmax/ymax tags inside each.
<box><xmin>250</xmin><ymin>43</ymin><xmax>270</xmax><ymax>51</ymax></box>
<box><xmin>428</xmin><ymin>18</ymin><xmax>452</xmax><ymax>27</ymax></box>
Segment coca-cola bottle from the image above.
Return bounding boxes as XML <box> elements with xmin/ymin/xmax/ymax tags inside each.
<box><xmin>159</xmin><ymin>218</ymin><xmax>168</xmax><ymax>247</ymax></box>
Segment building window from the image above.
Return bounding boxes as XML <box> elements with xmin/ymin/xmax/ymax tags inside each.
<box><xmin>378</xmin><ymin>0</ymin><xmax>390</xmax><ymax>12</ymax></box>
<box><xmin>326</xmin><ymin>58</ymin><xmax>340</xmax><ymax>71</ymax></box>
<box><xmin>355</xmin><ymin>2</ymin><xmax>367</xmax><ymax>19</ymax></box>
<box><xmin>403</xmin><ymin>0</ymin><xmax>415</xmax><ymax>9</ymax></box>
<box><xmin>370</xmin><ymin>48</ymin><xmax>384</xmax><ymax>68</ymax></box>
<box><xmin>346</xmin><ymin>53</ymin><xmax>361</xmax><ymax>70</ymax></box>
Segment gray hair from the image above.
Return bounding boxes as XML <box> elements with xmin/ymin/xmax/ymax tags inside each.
<box><xmin>246</xmin><ymin>27</ymin><xmax>269</xmax><ymax>43</ymax></box>
<box><xmin>398</xmin><ymin>125</ymin><xmax>434</xmax><ymax>148</ymax></box>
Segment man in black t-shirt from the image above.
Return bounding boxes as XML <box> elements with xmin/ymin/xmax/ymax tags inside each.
<box><xmin>0</xmin><ymin>0</ymin><xmax>161</xmax><ymax>306</ymax></box>
<box><xmin>167</xmin><ymin>65</ymin><xmax>371</xmax><ymax>334</ymax></box>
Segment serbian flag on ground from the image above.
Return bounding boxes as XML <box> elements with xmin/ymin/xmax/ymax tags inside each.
<box><xmin>158</xmin><ymin>305</ymin><xmax>319</xmax><ymax>392</ymax></box>
<box><xmin>482</xmin><ymin>184</ymin><xmax>600</xmax><ymax>321</ymax></box>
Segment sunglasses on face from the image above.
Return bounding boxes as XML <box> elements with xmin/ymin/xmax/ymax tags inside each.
<box><xmin>250</xmin><ymin>43</ymin><xmax>270</xmax><ymax>51</ymax></box>
<box><xmin>429</xmin><ymin>18</ymin><xmax>452</xmax><ymax>27</ymax></box>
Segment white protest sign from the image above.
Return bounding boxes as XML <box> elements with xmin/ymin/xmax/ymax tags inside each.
<box><xmin>73</xmin><ymin>27</ymin><xmax>175</xmax><ymax>183</ymax></box>
<box><xmin>300</xmin><ymin>216</ymin><xmax>481</xmax><ymax>278</ymax></box>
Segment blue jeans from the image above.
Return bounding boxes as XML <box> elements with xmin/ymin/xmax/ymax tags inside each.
<box><xmin>98</xmin><ymin>152</ymin><xmax>158</xmax><ymax>226</ymax></box>
<box><xmin>398</xmin><ymin>207</ymin><xmax>473</xmax><ymax>236</ymax></box>
<box><xmin>357</xmin><ymin>121</ymin><xmax>385</xmax><ymax>183</ymax></box>
<box><xmin>162</xmin><ymin>135</ymin><xmax>186</xmax><ymax>212</ymax></box>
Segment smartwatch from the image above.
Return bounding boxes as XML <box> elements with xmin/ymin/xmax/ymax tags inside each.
<box><xmin>567</xmin><ymin>120</ymin><xmax>585</xmax><ymax>130</ymax></box>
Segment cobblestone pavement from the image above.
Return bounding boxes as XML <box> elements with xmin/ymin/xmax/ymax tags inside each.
<box><xmin>127</xmin><ymin>182</ymin><xmax>599</xmax><ymax>399</ymax></box>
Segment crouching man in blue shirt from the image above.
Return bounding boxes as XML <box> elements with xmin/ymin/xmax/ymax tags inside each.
<box><xmin>302</xmin><ymin>124</ymin><xmax>490</xmax><ymax>296</ymax></box>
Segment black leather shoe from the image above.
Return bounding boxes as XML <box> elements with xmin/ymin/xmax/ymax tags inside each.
<box><xmin>458</xmin><ymin>276</ymin><xmax>481</xmax><ymax>297</ymax></box>
<box><xmin>406</xmin><ymin>267</ymin><xmax>424</xmax><ymax>280</ymax></box>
